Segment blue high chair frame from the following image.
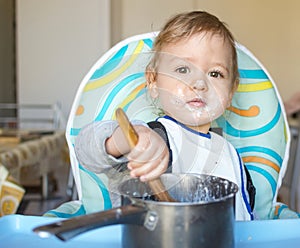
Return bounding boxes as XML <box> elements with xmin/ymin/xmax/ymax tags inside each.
<box><xmin>45</xmin><ymin>32</ymin><xmax>300</xmax><ymax>220</ymax></box>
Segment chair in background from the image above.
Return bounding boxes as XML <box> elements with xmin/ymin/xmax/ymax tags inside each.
<box><xmin>45</xmin><ymin>32</ymin><xmax>299</xmax><ymax>219</ymax></box>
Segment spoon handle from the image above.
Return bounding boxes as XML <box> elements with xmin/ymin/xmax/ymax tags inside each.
<box><xmin>115</xmin><ymin>108</ymin><xmax>138</xmax><ymax>148</ymax></box>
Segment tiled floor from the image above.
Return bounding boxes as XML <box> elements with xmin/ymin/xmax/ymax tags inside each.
<box><xmin>17</xmin><ymin>164</ymin><xmax>74</xmax><ymax>216</ymax></box>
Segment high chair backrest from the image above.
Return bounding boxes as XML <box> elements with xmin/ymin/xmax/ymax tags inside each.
<box><xmin>63</xmin><ymin>32</ymin><xmax>295</xmax><ymax>219</ymax></box>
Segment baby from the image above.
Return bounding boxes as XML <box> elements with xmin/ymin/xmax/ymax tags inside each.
<box><xmin>75</xmin><ymin>11</ymin><xmax>255</xmax><ymax>221</ymax></box>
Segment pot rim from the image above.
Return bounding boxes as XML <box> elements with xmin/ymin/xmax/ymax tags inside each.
<box><xmin>119</xmin><ymin>173</ymin><xmax>239</xmax><ymax>206</ymax></box>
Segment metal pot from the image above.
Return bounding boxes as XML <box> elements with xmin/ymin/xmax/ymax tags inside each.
<box><xmin>34</xmin><ymin>173</ymin><xmax>238</xmax><ymax>248</ymax></box>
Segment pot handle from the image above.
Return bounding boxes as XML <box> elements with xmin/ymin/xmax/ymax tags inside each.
<box><xmin>33</xmin><ymin>204</ymin><xmax>147</xmax><ymax>241</ymax></box>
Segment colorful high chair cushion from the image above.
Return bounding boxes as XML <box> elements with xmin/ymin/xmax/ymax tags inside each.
<box><xmin>45</xmin><ymin>32</ymin><xmax>299</xmax><ymax>219</ymax></box>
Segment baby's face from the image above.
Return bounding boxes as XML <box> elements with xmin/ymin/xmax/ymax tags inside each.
<box><xmin>149</xmin><ymin>32</ymin><xmax>236</xmax><ymax>132</ymax></box>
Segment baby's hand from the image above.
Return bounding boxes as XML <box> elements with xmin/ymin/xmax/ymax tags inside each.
<box><xmin>126</xmin><ymin>125</ymin><xmax>169</xmax><ymax>182</ymax></box>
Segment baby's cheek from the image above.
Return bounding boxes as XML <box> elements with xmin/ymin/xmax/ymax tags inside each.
<box><xmin>175</xmin><ymin>82</ymin><xmax>186</xmax><ymax>96</ymax></box>
<box><xmin>214</xmin><ymin>91</ymin><xmax>232</xmax><ymax>109</ymax></box>
<box><xmin>159</xmin><ymin>90</ymin><xmax>185</xmax><ymax>110</ymax></box>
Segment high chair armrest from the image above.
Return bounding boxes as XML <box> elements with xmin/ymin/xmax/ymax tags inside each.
<box><xmin>43</xmin><ymin>200</ymin><xmax>86</xmax><ymax>218</ymax></box>
<box><xmin>272</xmin><ymin>202</ymin><xmax>300</xmax><ymax>219</ymax></box>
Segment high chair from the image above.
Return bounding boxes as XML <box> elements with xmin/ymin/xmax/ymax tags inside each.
<box><xmin>45</xmin><ymin>32</ymin><xmax>300</xmax><ymax>220</ymax></box>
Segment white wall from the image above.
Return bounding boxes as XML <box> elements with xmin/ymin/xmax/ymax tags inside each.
<box><xmin>111</xmin><ymin>0</ymin><xmax>196</xmax><ymax>43</ymax></box>
<box><xmin>16</xmin><ymin>0</ymin><xmax>110</xmax><ymax>120</ymax></box>
<box><xmin>121</xmin><ymin>0</ymin><xmax>195</xmax><ymax>39</ymax></box>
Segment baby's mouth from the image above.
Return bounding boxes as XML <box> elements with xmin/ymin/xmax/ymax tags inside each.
<box><xmin>186</xmin><ymin>98</ymin><xmax>206</xmax><ymax>108</ymax></box>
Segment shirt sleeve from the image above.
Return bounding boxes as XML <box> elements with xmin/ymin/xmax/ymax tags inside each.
<box><xmin>74</xmin><ymin>120</ymin><xmax>147</xmax><ymax>173</ymax></box>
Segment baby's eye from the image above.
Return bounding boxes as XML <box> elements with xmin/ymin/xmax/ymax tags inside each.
<box><xmin>209</xmin><ymin>70</ymin><xmax>224</xmax><ymax>78</ymax></box>
<box><xmin>175</xmin><ymin>66</ymin><xmax>190</xmax><ymax>74</ymax></box>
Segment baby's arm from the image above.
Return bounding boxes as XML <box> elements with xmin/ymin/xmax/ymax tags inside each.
<box><xmin>75</xmin><ymin>120</ymin><xmax>169</xmax><ymax>181</ymax></box>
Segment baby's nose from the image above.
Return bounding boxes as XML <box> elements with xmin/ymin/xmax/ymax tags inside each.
<box><xmin>192</xmin><ymin>79</ymin><xmax>207</xmax><ymax>91</ymax></box>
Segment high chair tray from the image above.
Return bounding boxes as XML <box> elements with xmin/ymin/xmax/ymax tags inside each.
<box><xmin>1</xmin><ymin>214</ymin><xmax>300</xmax><ymax>248</ymax></box>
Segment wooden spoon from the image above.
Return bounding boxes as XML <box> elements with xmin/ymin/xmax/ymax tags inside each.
<box><xmin>115</xmin><ymin>108</ymin><xmax>175</xmax><ymax>202</ymax></box>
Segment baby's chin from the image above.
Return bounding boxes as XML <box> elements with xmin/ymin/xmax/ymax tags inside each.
<box><xmin>186</xmin><ymin>111</ymin><xmax>215</xmax><ymax>122</ymax></box>
<box><xmin>176</xmin><ymin>116</ymin><xmax>212</xmax><ymax>129</ymax></box>
<box><xmin>166</xmin><ymin>108</ymin><xmax>221</xmax><ymax>126</ymax></box>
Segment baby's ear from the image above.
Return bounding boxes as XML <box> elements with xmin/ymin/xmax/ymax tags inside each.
<box><xmin>230</xmin><ymin>79</ymin><xmax>239</xmax><ymax>97</ymax></box>
<box><xmin>146</xmin><ymin>70</ymin><xmax>159</xmax><ymax>98</ymax></box>
<box><xmin>227</xmin><ymin>79</ymin><xmax>239</xmax><ymax>108</ymax></box>
<box><xmin>233</xmin><ymin>78</ymin><xmax>239</xmax><ymax>93</ymax></box>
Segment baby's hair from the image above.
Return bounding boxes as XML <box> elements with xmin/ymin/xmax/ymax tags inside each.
<box><xmin>147</xmin><ymin>11</ymin><xmax>239</xmax><ymax>90</ymax></box>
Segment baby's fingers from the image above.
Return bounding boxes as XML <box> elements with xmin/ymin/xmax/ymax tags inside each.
<box><xmin>129</xmin><ymin>152</ymin><xmax>169</xmax><ymax>181</ymax></box>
